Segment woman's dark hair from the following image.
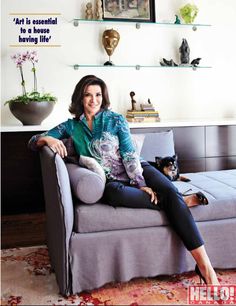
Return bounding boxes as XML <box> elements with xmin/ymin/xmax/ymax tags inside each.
<box><xmin>69</xmin><ymin>75</ymin><xmax>110</xmax><ymax>119</ymax></box>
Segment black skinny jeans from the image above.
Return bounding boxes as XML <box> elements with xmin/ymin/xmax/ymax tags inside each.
<box><xmin>103</xmin><ymin>161</ymin><xmax>204</xmax><ymax>251</ymax></box>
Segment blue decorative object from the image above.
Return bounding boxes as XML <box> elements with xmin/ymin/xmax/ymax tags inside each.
<box><xmin>174</xmin><ymin>15</ymin><xmax>181</xmax><ymax>24</ymax></box>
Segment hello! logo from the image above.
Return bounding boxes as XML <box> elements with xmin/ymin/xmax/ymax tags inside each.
<box><xmin>188</xmin><ymin>285</ymin><xmax>236</xmax><ymax>304</ymax></box>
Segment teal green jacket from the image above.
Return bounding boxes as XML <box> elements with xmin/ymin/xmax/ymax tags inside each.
<box><xmin>29</xmin><ymin>110</ymin><xmax>146</xmax><ymax>188</ymax></box>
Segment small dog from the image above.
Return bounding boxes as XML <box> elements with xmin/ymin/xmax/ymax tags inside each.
<box><xmin>150</xmin><ymin>155</ymin><xmax>209</xmax><ymax>206</ymax></box>
<box><xmin>152</xmin><ymin>155</ymin><xmax>190</xmax><ymax>182</ymax></box>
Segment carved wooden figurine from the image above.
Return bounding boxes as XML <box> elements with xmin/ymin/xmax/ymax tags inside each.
<box><xmin>85</xmin><ymin>2</ymin><xmax>93</xmax><ymax>20</ymax></box>
<box><xmin>95</xmin><ymin>0</ymin><xmax>103</xmax><ymax>20</ymax></box>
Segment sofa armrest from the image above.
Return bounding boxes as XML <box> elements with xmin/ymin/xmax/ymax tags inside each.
<box><xmin>40</xmin><ymin>146</ymin><xmax>74</xmax><ymax>295</ymax></box>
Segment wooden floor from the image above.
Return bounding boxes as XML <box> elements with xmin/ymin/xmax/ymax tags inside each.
<box><xmin>1</xmin><ymin>213</ymin><xmax>47</xmax><ymax>249</ymax></box>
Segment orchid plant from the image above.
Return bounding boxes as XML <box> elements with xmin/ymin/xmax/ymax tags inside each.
<box><xmin>5</xmin><ymin>50</ymin><xmax>56</xmax><ymax>104</ymax></box>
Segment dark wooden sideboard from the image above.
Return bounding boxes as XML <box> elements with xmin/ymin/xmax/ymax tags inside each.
<box><xmin>1</xmin><ymin>124</ymin><xmax>236</xmax><ymax>248</ymax></box>
<box><xmin>2</xmin><ymin>131</ymin><xmax>46</xmax><ymax>215</ymax></box>
<box><xmin>1</xmin><ymin>130</ymin><xmax>47</xmax><ymax>248</ymax></box>
<box><xmin>132</xmin><ymin>125</ymin><xmax>236</xmax><ymax>173</ymax></box>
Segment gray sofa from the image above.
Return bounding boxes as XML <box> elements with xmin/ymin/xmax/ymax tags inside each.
<box><xmin>39</xmin><ymin>130</ymin><xmax>236</xmax><ymax>296</ymax></box>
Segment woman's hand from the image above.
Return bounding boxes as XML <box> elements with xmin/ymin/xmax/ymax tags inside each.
<box><xmin>37</xmin><ymin>136</ymin><xmax>68</xmax><ymax>158</ymax></box>
<box><xmin>140</xmin><ymin>186</ymin><xmax>158</xmax><ymax>205</ymax></box>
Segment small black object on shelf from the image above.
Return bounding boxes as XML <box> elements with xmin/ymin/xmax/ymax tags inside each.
<box><xmin>160</xmin><ymin>58</ymin><xmax>178</xmax><ymax>67</ymax></box>
<box><xmin>179</xmin><ymin>38</ymin><xmax>190</xmax><ymax>64</ymax></box>
<box><xmin>129</xmin><ymin>91</ymin><xmax>137</xmax><ymax>111</ymax></box>
<box><xmin>104</xmin><ymin>60</ymin><xmax>114</xmax><ymax>66</ymax></box>
<box><xmin>191</xmin><ymin>58</ymin><xmax>202</xmax><ymax>67</ymax></box>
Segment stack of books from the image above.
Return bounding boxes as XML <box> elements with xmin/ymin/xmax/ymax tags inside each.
<box><xmin>126</xmin><ymin>110</ymin><xmax>160</xmax><ymax>123</ymax></box>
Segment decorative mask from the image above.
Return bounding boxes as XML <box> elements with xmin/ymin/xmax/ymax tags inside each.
<box><xmin>102</xmin><ymin>29</ymin><xmax>120</xmax><ymax>57</ymax></box>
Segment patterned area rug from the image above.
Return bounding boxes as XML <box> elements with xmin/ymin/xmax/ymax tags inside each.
<box><xmin>1</xmin><ymin>246</ymin><xmax>236</xmax><ymax>305</ymax></box>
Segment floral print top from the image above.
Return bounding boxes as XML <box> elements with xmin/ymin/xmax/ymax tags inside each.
<box><xmin>29</xmin><ymin>110</ymin><xmax>146</xmax><ymax>188</ymax></box>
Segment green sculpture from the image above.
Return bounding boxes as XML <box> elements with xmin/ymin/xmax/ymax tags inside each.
<box><xmin>180</xmin><ymin>3</ymin><xmax>198</xmax><ymax>24</ymax></box>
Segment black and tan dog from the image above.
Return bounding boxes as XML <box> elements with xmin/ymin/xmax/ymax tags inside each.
<box><xmin>154</xmin><ymin>155</ymin><xmax>190</xmax><ymax>182</ymax></box>
<box><xmin>150</xmin><ymin>155</ymin><xmax>208</xmax><ymax>207</ymax></box>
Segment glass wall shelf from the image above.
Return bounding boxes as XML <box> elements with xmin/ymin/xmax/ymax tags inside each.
<box><xmin>71</xmin><ymin>64</ymin><xmax>212</xmax><ymax>71</ymax></box>
<box><xmin>72</xmin><ymin>18</ymin><xmax>211</xmax><ymax>30</ymax></box>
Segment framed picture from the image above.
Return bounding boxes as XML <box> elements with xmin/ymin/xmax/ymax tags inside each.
<box><xmin>102</xmin><ymin>0</ymin><xmax>155</xmax><ymax>23</ymax></box>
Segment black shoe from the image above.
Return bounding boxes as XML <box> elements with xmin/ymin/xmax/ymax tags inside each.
<box><xmin>195</xmin><ymin>264</ymin><xmax>207</xmax><ymax>284</ymax></box>
<box><xmin>195</xmin><ymin>192</ymin><xmax>209</xmax><ymax>205</ymax></box>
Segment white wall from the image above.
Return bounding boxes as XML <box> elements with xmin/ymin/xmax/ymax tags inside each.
<box><xmin>1</xmin><ymin>0</ymin><xmax>236</xmax><ymax>126</ymax></box>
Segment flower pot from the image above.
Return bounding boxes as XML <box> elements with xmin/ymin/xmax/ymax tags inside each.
<box><xmin>9</xmin><ymin>101</ymin><xmax>55</xmax><ymax>125</ymax></box>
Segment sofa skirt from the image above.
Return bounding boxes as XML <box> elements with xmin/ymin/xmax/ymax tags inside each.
<box><xmin>69</xmin><ymin>218</ymin><xmax>236</xmax><ymax>294</ymax></box>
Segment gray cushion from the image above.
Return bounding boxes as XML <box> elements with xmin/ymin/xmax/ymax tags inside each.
<box><xmin>140</xmin><ymin>130</ymin><xmax>175</xmax><ymax>161</ymax></box>
<box><xmin>73</xmin><ymin>169</ymin><xmax>236</xmax><ymax>233</ymax></box>
<box><xmin>74</xmin><ymin>203</ymin><xmax>167</xmax><ymax>233</ymax></box>
<box><xmin>173</xmin><ymin>170</ymin><xmax>236</xmax><ymax>222</ymax></box>
<box><xmin>66</xmin><ymin>164</ymin><xmax>105</xmax><ymax>204</ymax></box>
<box><xmin>131</xmin><ymin>134</ymin><xmax>146</xmax><ymax>156</ymax></box>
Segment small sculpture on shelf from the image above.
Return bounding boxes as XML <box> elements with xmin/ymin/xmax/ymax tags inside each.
<box><xmin>191</xmin><ymin>58</ymin><xmax>202</xmax><ymax>67</ymax></box>
<box><xmin>85</xmin><ymin>2</ymin><xmax>93</xmax><ymax>20</ymax></box>
<box><xmin>95</xmin><ymin>0</ymin><xmax>103</xmax><ymax>20</ymax></box>
<box><xmin>160</xmin><ymin>58</ymin><xmax>178</xmax><ymax>67</ymax></box>
<box><xmin>102</xmin><ymin>29</ymin><xmax>120</xmax><ymax>66</ymax></box>
<box><xmin>174</xmin><ymin>15</ymin><xmax>181</xmax><ymax>24</ymax></box>
<box><xmin>126</xmin><ymin>95</ymin><xmax>160</xmax><ymax>123</ymax></box>
<box><xmin>180</xmin><ymin>3</ymin><xmax>199</xmax><ymax>24</ymax></box>
<box><xmin>179</xmin><ymin>38</ymin><xmax>190</xmax><ymax>64</ymax></box>
<box><xmin>160</xmin><ymin>38</ymin><xmax>201</xmax><ymax>69</ymax></box>
<box><xmin>140</xmin><ymin>99</ymin><xmax>155</xmax><ymax>111</ymax></box>
<box><xmin>129</xmin><ymin>91</ymin><xmax>137</xmax><ymax>111</ymax></box>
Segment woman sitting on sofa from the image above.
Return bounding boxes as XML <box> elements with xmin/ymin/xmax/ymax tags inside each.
<box><xmin>29</xmin><ymin>74</ymin><xmax>219</xmax><ymax>285</ymax></box>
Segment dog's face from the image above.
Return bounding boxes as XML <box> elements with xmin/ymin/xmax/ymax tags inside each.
<box><xmin>155</xmin><ymin>155</ymin><xmax>179</xmax><ymax>181</ymax></box>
